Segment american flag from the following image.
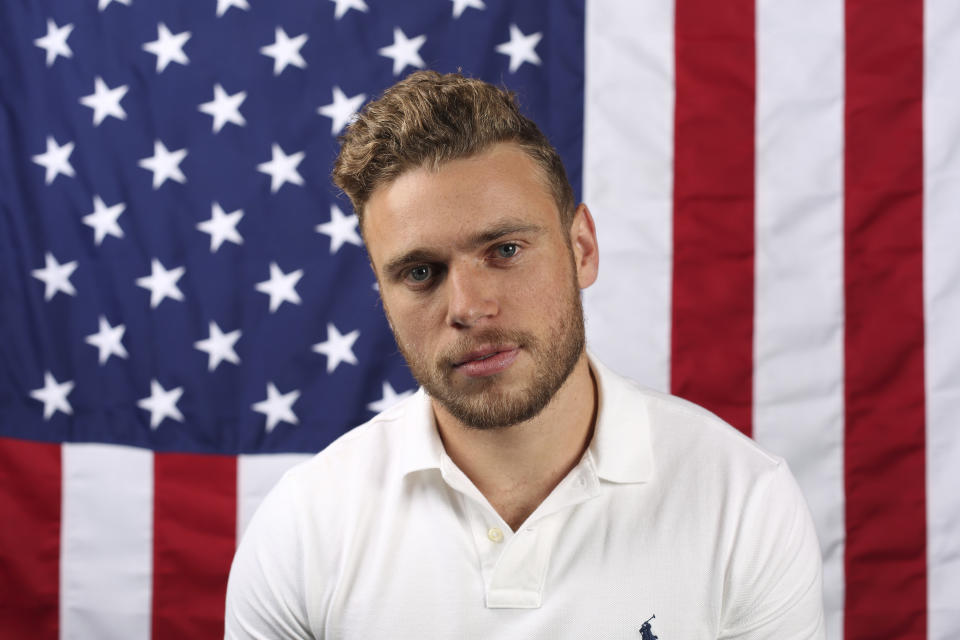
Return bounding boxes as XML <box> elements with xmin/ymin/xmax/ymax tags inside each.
<box><xmin>0</xmin><ymin>0</ymin><xmax>956</xmax><ymax>638</ymax></box>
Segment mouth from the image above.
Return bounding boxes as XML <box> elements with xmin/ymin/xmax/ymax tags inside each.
<box><xmin>452</xmin><ymin>346</ymin><xmax>520</xmax><ymax>378</ymax></box>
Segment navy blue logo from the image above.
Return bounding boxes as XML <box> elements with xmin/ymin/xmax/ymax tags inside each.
<box><xmin>639</xmin><ymin>615</ymin><xmax>659</xmax><ymax>640</ymax></box>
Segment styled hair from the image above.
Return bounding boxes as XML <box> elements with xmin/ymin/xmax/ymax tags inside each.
<box><xmin>332</xmin><ymin>70</ymin><xmax>575</xmax><ymax>229</ymax></box>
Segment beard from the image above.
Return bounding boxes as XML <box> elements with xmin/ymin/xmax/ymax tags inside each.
<box><xmin>391</xmin><ymin>270</ymin><xmax>586</xmax><ymax>430</ymax></box>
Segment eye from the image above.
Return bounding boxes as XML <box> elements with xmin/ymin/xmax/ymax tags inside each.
<box><xmin>407</xmin><ymin>264</ymin><xmax>432</xmax><ymax>283</ymax></box>
<box><xmin>495</xmin><ymin>243</ymin><xmax>519</xmax><ymax>258</ymax></box>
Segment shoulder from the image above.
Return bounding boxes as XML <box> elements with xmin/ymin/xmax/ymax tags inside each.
<box><xmin>225</xmin><ymin>391</ymin><xmax>429</xmax><ymax>636</ymax></box>
<box><xmin>643</xmin><ymin>386</ymin><xmax>779</xmax><ymax>469</ymax></box>
<box><xmin>592</xmin><ymin>361</ymin><xmax>824</xmax><ymax>635</ymax></box>
<box><xmin>594</xmin><ymin>357</ymin><xmax>782</xmax><ymax>481</ymax></box>
<box><xmin>232</xmin><ymin>391</ymin><xmax>420</xmax><ymax>547</ymax></box>
<box><xmin>275</xmin><ymin>388</ymin><xmax>428</xmax><ymax>512</ymax></box>
<box><xmin>590</xmin><ymin>357</ymin><xmax>815</xmax><ymax>548</ymax></box>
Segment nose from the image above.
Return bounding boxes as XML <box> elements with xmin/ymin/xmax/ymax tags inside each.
<box><xmin>445</xmin><ymin>262</ymin><xmax>499</xmax><ymax>328</ymax></box>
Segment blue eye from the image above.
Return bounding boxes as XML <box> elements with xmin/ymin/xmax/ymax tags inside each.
<box><xmin>496</xmin><ymin>243</ymin><xmax>518</xmax><ymax>258</ymax></box>
<box><xmin>408</xmin><ymin>265</ymin><xmax>432</xmax><ymax>282</ymax></box>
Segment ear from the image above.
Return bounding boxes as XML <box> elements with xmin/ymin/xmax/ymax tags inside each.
<box><xmin>569</xmin><ymin>203</ymin><xmax>599</xmax><ymax>289</ymax></box>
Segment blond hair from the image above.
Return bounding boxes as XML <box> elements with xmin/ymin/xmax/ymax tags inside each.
<box><xmin>332</xmin><ymin>71</ymin><xmax>575</xmax><ymax>229</ymax></box>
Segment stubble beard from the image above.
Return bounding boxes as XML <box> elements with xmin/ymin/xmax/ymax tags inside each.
<box><xmin>391</xmin><ymin>274</ymin><xmax>586</xmax><ymax>430</ymax></box>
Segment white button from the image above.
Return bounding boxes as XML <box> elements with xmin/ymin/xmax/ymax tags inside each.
<box><xmin>487</xmin><ymin>527</ymin><xmax>504</xmax><ymax>543</ymax></box>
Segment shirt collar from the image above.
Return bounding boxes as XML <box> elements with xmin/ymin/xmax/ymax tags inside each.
<box><xmin>395</xmin><ymin>353</ymin><xmax>655</xmax><ymax>484</ymax></box>
<box><xmin>586</xmin><ymin>353</ymin><xmax>655</xmax><ymax>484</ymax></box>
<box><xmin>397</xmin><ymin>388</ymin><xmax>446</xmax><ymax>476</ymax></box>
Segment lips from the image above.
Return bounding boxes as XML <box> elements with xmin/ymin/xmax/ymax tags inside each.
<box><xmin>454</xmin><ymin>346</ymin><xmax>514</xmax><ymax>366</ymax></box>
<box><xmin>452</xmin><ymin>346</ymin><xmax>520</xmax><ymax>377</ymax></box>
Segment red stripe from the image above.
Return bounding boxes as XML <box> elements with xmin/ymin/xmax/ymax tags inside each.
<box><xmin>844</xmin><ymin>1</ymin><xmax>927</xmax><ymax>636</ymax></box>
<box><xmin>152</xmin><ymin>452</ymin><xmax>237</xmax><ymax>639</ymax></box>
<box><xmin>0</xmin><ymin>437</ymin><xmax>60</xmax><ymax>639</ymax></box>
<box><xmin>672</xmin><ymin>1</ymin><xmax>756</xmax><ymax>435</ymax></box>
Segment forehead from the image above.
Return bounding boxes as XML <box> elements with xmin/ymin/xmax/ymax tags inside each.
<box><xmin>362</xmin><ymin>143</ymin><xmax>559</xmax><ymax>261</ymax></box>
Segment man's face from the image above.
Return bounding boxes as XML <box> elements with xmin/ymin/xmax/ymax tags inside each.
<box><xmin>363</xmin><ymin>143</ymin><xmax>598</xmax><ymax>429</ymax></box>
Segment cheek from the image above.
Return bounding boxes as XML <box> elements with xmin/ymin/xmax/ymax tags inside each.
<box><xmin>515</xmin><ymin>258</ymin><xmax>571</xmax><ymax>306</ymax></box>
<box><xmin>395</xmin><ymin>318</ymin><xmax>424</xmax><ymax>350</ymax></box>
<box><xmin>383</xmin><ymin>297</ymin><xmax>440</xmax><ymax>350</ymax></box>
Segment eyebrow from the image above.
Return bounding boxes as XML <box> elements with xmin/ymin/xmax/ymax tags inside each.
<box><xmin>381</xmin><ymin>222</ymin><xmax>545</xmax><ymax>279</ymax></box>
<box><xmin>467</xmin><ymin>222</ymin><xmax>544</xmax><ymax>247</ymax></box>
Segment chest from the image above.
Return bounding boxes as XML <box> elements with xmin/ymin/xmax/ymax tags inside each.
<box><xmin>313</xmin><ymin>486</ymin><xmax>727</xmax><ymax>639</ymax></box>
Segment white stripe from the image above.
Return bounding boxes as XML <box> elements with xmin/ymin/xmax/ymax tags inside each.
<box><xmin>924</xmin><ymin>2</ymin><xmax>960</xmax><ymax>637</ymax></box>
<box><xmin>753</xmin><ymin>2</ymin><xmax>846</xmax><ymax>638</ymax></box>
<box><xmin>60</xmin><ymin>443</ymin><xmax>153</xmax><ymax>640</ymax></box>
<box><xmin>582</xmin><ymin>0</ymin><xmax>674</xmax><ymax>392</ymax></box>
<box><xmin>237</xmin><ymin>453</ymin><xmax>311</xmax><ymax>541</ymax></box>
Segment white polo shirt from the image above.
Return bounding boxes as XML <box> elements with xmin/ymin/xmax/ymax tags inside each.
<box><xmin>225</xmin><ymin>357</ymin><xmax>825</xmax><ymax>639</ymax></box>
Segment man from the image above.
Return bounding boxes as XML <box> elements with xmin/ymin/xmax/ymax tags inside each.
<box><xmin>225</xmin><ymin>71</ymin><xmax>825</xmax><ymax>639</ymax></box>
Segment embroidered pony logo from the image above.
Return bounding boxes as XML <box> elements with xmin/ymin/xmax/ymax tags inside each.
<box><xmin>639</xmin><ymin>614</ymin><xmax>659</xmax><ymax>640</ymax></box>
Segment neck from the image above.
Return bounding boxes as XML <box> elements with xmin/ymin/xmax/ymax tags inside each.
<box><xmin>433</xmin><ymin>354</ymin><xmax>597</xmax><ymax>531</ymax></box>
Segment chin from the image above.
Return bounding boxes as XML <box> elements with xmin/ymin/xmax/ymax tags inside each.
<box><xmin>435</xmin><ymin>381</ymin><xmax>556</xmax><ymax>430</ymax></box>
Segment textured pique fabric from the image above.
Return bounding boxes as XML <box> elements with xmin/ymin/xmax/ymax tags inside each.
<box><xmin>225</xmin><ymin>356</ymin><xmax>825</xmax><ymax>639</ymax></box>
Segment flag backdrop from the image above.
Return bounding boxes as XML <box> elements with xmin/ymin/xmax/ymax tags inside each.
<box><xmin>0</xmin><ymin>0</ymin><xmax>957</xmax><ymax>638</ymax></box>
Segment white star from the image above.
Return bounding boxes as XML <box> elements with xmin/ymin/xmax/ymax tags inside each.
<box><xmin>99</xmin><ymin>0</ymin><xmax>132</xmax><ymax>10</ymax></box>
<box><xmin>451</xmin><ymin>0</ymin><xmax>485</xmax><ymax>18</ymax></box>
<box><xmin>194</xmin><ymin>321</ymin><xmax>241</xmax><ymax>371</ymax></box>
<box><xmin>255</xmin><ymin>262</ymin><xmax>303</xmax><ymax>313</ymax></box>
<box><xmin>216</xmin><ymin>0</ymin><xmax>249</xmax><ymax>17</ymax></box>
<box><xmin>138</xmin><ymin>140</ymin><xmax>187</xmax><ymax>189</ymax></box>
<box><xmin>85</xmin><ymin>315</ymin><xmax>128</xmax><ymax>365</ymax></box>
<box><xmin>82</xmin><ymin>195</ymin><xmax>125</xmax><ymax>246</ymax></box>
<box><xmin>79</xmin><ymin>76</ymin><xmax>129</xmax><ymax>126</ymax></box>
<box><xmin>137</xmin><ymin>379</ymin><xmax>184</xmax><ymax>429</ymax></box>
<box><xmin>317</xmin><ymin>86</ymin><xmax>366</xmax><ymax>135</ymax></box>
<box><xmin>316</xmin><ymin>204</ymin><xmax>362</xmax><ymax>254</ymax></box>
<box><xmin>330</xmin><ymin>0</ymin><xmax>368</xmax><ymax>19</ymax></box>
<box><xmin>30</xmin><ymin>372</ymin><xmax>75</xmax><ymax>420</ymax></box>
<box><xmin>32</xmin><ymin>252</ymin><xmax>77</xmax><ymax>301</ymax></box>
<box><xmin>136</xmin><ymin>258</ymin><xmax>185</xmax><ymax>308</ymax></box>
<box><xmin>260</xmin><ymin>27</ymin><xmax>308</xmax><ymax>76</ymax></box>
<box><xmin>257</xmin><ymin>143</ymin><xmax>304</xmax><ymax>193</ymax></box>
<box><xmin>495</xmin><ymin>23</ymin><xmax>543</xmax><ymax>73</ymax></box>
<box><xmin>34</xmin><ymin>19</ymin><xmax>73</xmax><ymax>67</ymax></box>
<box><xmin>367</xmin><ymin>381</ymin><xmax>414</xmax><ymax>414</ymax></box>
<box><xmin>143</xmin><ymin>23</ymin><xmax>191</xmax><ymax>73</ymax></box>
<box><xmin>378</xmin><ymin>28</ymin><xmax>427</xmax><ymax>76</ymax></box>
<box><xmin>198</xmin><ymin>83</ymin><xmax>246</xmax><ymax>133</ymax></box>
<box><xmin>312</xmin><ymin>323</ymin><xmax>360</xmax><ymax>374</ymax></box>
<box><xmin>32</xmin><ymin>136</ymin><xmax>75</xmax><ymax>185</ymax></box>
<box><xmin>196</xmin><ymin>202</ymin><xmax>243</xmax><ymax>252</ymax></box>
<box><xmin>252</xmin><ymin>382</ymin><xmax>300</xmax><ymax>433</ymax></box>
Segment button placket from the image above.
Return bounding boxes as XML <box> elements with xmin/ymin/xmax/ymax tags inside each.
<box><xmin>485</xmin><ymin>518</ymin><xmax>553</xmax><ymax>608</ymax></box>
<box><xmin>458</xmin><ymin>495</ymin><xmax>512</xmax><ymax>581</ymax></box>
<box><xmin>438</xmin><ymin>448</ymin><xmax>603</xmax><ymax>609</ymax></box>
<box><xmin>482</xmin><ymin>460</ymin><xmax>602</xmax><ymax>608</ymax></box>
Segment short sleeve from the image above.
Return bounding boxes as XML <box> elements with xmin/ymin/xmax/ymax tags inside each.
<box><xmin>718</xmin><ymin>460</ymin><xmax>826</xmax><ymax>639</ymax></box>
<box><xmin>224</xmin><ymin>474</ymin><xmax>315</xmax><ymax>640</ymax></box>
